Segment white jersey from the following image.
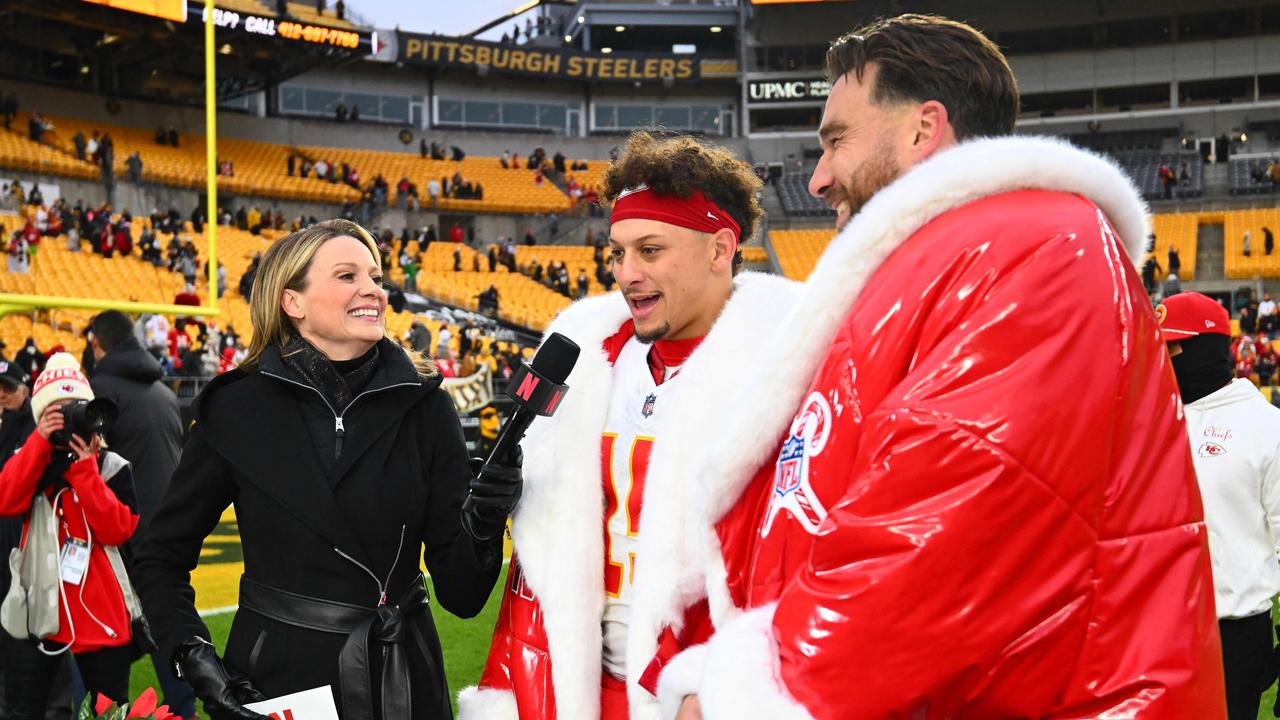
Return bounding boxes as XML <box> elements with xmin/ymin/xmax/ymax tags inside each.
<box><xmin>599</xmin><ymin>336</ymin><xmax>685</xmax><ymax>679</ymax></box>
<box><xmin>1183</xmin><ymin>378</ymin><xmax>1280</xmax><ymax>619</ymax></box>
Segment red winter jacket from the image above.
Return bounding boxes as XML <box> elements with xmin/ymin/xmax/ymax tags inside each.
<box><xmin>668</xmin><ymin>138</ymin><xmax>1227</xmax><ymax>719</ymax></box>
<box><xmin>0</xmin><ymin>431</ymin><xmax>138</xmax><ymax>652</ymax></box>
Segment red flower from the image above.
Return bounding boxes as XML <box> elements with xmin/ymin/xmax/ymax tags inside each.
<box><xmin>126</xmin><ymin>688</ymin><xmax>157</xmax><ymax>718</ymax></box>
<box><xmin>94</xmin><ymin>693</ymin><xmax>113</xmax><ymax>715</ymax></box>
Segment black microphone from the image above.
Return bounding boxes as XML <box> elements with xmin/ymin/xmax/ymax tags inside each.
<box><xmin>485</xmin><ymin>332</ymin><xmax>580</xmax><ymax>468</ymax></box>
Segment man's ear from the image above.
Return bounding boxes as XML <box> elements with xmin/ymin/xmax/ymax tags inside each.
<box><xmin>710</xmin><ymin>228</ymin><xmax>737</xmax><ymax>273</ymax></box>
<box><xmin>909</xmin><ymin>99</ymin><xmax>952</xmax><ymax>163</ymax></box>
<box><xmin>281</xmin><ymin>290</ymin><xmax>304</xmax><ymax>321</ymax></box>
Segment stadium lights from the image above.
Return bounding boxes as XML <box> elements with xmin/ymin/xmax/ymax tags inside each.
<box><xmin>601</xmin><ymin>47</ymin><xmax>612</xmax><ymax>53</ymax></box>
<box><xmin>79</xmin><ymin>65</ymin><xmax>90</xmax><ymax>74</ymax></box>
<box><xmin>564</xmin><ymin>34</ymin><xmax>573</xmax><ymax>42</ymax></box>
<box><xmin>577</xmin><ymin>16</ymin><xmax>585</xmax><ymax>23</ymax></box>
<box><xmin>219</xmin><ymin>43</ymin><xmax>233</xmax><ymax>54</ymax></box>
<box><xmin>710</xmin><ymin>26</ymin><xmax>722</xmax><ymax>32</ymax></box>
<box><xmin>615</xmin><ymin>25</ymin><xmax>626</xmax><ymax>32</ymax></box>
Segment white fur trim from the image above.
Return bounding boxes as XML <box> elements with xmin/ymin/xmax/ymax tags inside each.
<box><xmin>511</xmin><ymin>291</ymin><xmax>630</xmax><ymax>720</ymax></box>
<box><xmin>511</xmin><ymin>274</ymin><xmax>800</xmax><ymax>720</ymax></box>
<box><xmin>625</xmin><ymin>273</ymin><xmax>800</xmax><ymax>719</ymax></box>
<box><xmin>456</xmin><ymin>686</ymin><xmax>518</xmax><ymax>720</ymax></box>
<box><xmin>656</xmin><ymin>643</ymin><xmax>708</xmax><ymax>720</ymax></box>
<box><xmin>698</xmin><ymin>605</ymin><xmax>813</xmax><ymax>720</ymax></box>
<box><xmin>697</xmin><ymin>136</ymin><xmax>1151</xmax><ymax>541</ymax></box>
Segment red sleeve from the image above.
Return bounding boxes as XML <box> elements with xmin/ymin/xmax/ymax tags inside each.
<box><xmin>639</xmin><ymin>598</ymin><xmax>712</xmax><ymax>695</ymax></box>
<box><xmin>476</xmin><ymin>562</ymin><xmax>518</xmax><ymax>694</ymax></box>
<box><xmin>0</xmin><ymin>431</ymin><xmax>52</xmax><ymax>516</ymax></box>
<box><xmin>64</xmin><ymin>458</ymin><xmax>137</xmax><ymax>546</ymax></box>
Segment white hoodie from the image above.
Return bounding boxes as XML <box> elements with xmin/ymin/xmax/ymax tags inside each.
<box><xmin>1183</xmin><ymin>378</ymin><xmax>1280</xmax><ymax>619</ymax></box>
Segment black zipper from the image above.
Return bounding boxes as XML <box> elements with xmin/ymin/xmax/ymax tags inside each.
<box><xmin>260</xmin><ymin>370</ymin><xmax>419</xmax><ymax>460</ymax></box>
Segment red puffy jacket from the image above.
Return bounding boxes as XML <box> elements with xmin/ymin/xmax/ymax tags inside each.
<box><xmin>664</xmin><ymin>138</ymin><xmax>1227</xmax><ymax>719</ymax></box>
<box><xmin>0</xmin><ymin>431</ymin><xmax>138</xmax><ymax>653</ymax></box>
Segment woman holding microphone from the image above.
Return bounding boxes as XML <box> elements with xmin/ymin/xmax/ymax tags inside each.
<box><xmin>133</xmin><ymin>219</ymin><xmax>518</xmax><ymax>720</ymax></box>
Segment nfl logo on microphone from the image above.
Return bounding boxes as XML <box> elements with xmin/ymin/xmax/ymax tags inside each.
<box><xmin>775</xmin><ymin>434</ymin><xmax>805</xmax><ymax>497</ymax></box>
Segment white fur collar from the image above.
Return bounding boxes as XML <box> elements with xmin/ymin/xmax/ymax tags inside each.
<box><xmin>695</xmin><ymin>135</ymin><xmax>1151</xmax><ymax>622</ymax></box>
<box><xmin>471</xmin><ymin>272</ymin><xmax>798</xmax><ymax>719</ymax></box>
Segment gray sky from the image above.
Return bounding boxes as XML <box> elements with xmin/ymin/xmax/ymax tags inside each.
<box><xmin>347</xmin><ymin>0</ymin><xmax>528</xmax><ymax>38</ymax></box>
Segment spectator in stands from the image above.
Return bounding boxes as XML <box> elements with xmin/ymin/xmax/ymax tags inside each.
<box><xmin>451</xmin><ymin>145</ymin><xmax>466</xmax><ymax>162</ymax></box>
<box><xmin>437</xmin><ymin>323</ymin><xmax>453</xmax><ymax>358</ymax></box>
<box><xmin>335</xmin><ymin>0</ymin><xmax>344</xmax><ymax>19</ymax></box>
<box><xmin>1168</xmin><ymin>245</ymin><xmax>1182</xmax><ymax>276</ymax></box>
<box><xmin>452</xmin><ymin>246</ymin><xmax>462</xmax><ymax>272</ymax></box>
<box><xmin>235</xmin><ymin>206</ymin><xmax>248</xmax><ymax>231</ymax></box>
<box><xmin>576</xmin><ymin>267</ymin><xmax>589</xmax><ymax>298</ymax></box>
<box><xmin>1159</xmin><ymin>162</ymin><xmax>1177</xmax><ymax>199</ymax></box>
<box><xmin>287</xmin><ymin>153</ymin><xmax>296</xmax><ymax>177</ymax></box>
<box><xmin>126</xmin><ymin>152</ymin><xmax>143</xmax><ymax>184</ymax></box>
<box><xmin>431</xmin><ymin>141</ymin><xmax>445</xmax><ymax>160</ymax></box>
<box><xmin>1163</xmin><ymin>272</ymin><xmax>1182</xmax><ymax>298</ymax></box>
<box><xmin>27</xmin><ymin>183</ymin><xmax>42</xmax><ymax>207</ymax></box>
<box><xmin>71</xmin><ymin>129</ymin><xmax>87</xmax><ymax>161</ymax></box>
<box><xmin>167</xmin><ymin>126</ymin><xmax>178</xmax><ymax>147</ymax></box>
<box><xmin>218</xmin><ymin>159</ymin><xmax>234</xmax><ymax>177</ymax></box>
<box><xmin>86</xmin><ymin>131</ymin><xmax>99</xmax><ymax>163</ymax></box>
<box><xmin>1266</xmin><ymin>227</ymin><xmax>1275</xmax><ymax>256</ymax></box>
<box><xmin>1268</xmin><ymin>159</ymin><xmax>1280</xmax><ymax>189</ymax></box>
<box><xmin>1241</xmin><ymin>308</ymin><xmax>1259</xmax><ymax>339</ymax></box>
<box><xmin>300</xmin><ymin>158</ymin><xmax>312</xmax><ymax>178</ymax></box>
<box><xmin>419</xmin><ymin>138</ymin><xmax>429</xmax><ymax>159</ymax></box>
<box><xmin>155</xmin><ymin>125</ymin><xmax>167</xmax><ymax>145</ymax></box>
<box><xmin>0</xmin><ymin>92</ymin><xmax>14</xmax><ymax>130</ymax></box>
<box><xmin>553</xmin><ymin>151</ymin><xmax>566</xmax><ymax>174</ymax></box>
<box><xmin>449</xmin><ymin>222</ymin><xmax>464</xmax><ymax>244</ymax></box>
<box><xmin>1243</xmin><ymin>229</ymin><xmax>1252</xmax><ymax>257</ymax></box>
<box><xmin>1259</xmin><ymin>294</ymin><xmax>1277</xmax><ymax>334</ymax></box>
<box><xmin>335</xmin><ymin>100</ymin><xmax>348</xmax><ymax>122</ymax></box>
<box><xmin>524</xmin><ymin>228</ymin><xmax>536</xmax><ymax>246</ymax></box>
<box><xmin>1257</xmin><ymin>336</ymin><xmax>1278</xmax><ymax>387</ymax></box>
<box><xmin>217</xmin><ymin>263</ymin><xmax>228</xmax><ymax>298</ymax></box>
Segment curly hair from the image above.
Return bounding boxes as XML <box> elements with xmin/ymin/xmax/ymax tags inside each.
<box><xmin>603</xmin><ymin>131</ymin><xmax>763</xmax><ymax>273</ymax></box>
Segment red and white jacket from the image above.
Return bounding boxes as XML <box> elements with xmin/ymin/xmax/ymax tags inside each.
<box><xmin>656</xmin><ymin>136</ymin><xmax>1228</xmax><ymax>719</ymax></box>
<box><xmin>459</xmin><ymin>271</ymin><xmax>800</xmax><ymax>720</ymax></box>
<box><xmin>0</xmin><ymin>431</ymin><xmax>138</xmax><ymax>653</ymax></box>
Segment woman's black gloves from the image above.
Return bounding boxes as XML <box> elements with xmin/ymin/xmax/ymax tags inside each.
<box><xmin>461</xmin><ymin>447</ymin><xmax>523</xmax><ymax>541</ymax></box>
<box><xmin>173</xmin><ymin>637</ymin><xmax>270</xmax><ymax>720</ymax></box>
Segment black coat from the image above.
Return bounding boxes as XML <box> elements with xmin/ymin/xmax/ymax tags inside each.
<box><xmin>89</xmin><ymin>337</ymin><xmax>182</xmax><ymax>541</ymax></box>
<box><xmin>133</xmin><ymin>340</ymin><xmax>501</xmax><ymax>720</ymax></box>
<box><xmin>0</xmin><ymin>400</ymin><xmax>35</xmax><ymax>593</ymax></box>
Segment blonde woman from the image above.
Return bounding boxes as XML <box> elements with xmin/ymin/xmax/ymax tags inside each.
<box><xmin>133</xmin><ymin>220</ymin><xmax>512</xmax><ymax>720</ymax></box>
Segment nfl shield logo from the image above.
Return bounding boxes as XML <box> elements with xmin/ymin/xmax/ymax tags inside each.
<box><xmin>774</xmin><ymin>434</ymin><xmax>805</xmax><ymax>497</ymax></box>
<box><xmin>641</xmin><ymin>393</ymin><xmax>657</xmax><ymax>418</ymax></box>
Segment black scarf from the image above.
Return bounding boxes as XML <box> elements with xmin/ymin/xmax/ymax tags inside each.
<box><xmin>1170</xmin><ymin>334</ymin><xmax>1234</xmax><ymax>404</ymax></box>
<box><xmin>281</xmin><ymin>336</ymin><xmax>381</xmax><ymax>413</ymax></box>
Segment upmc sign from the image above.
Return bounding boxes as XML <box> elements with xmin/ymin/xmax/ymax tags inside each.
<box><xmin>747</xmin><ymin>78</ymin><xmax>831</xmax><ymax>103</ymax></box>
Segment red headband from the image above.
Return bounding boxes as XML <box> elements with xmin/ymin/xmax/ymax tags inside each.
<box><xmin>610</xmin><ymin>185</ymin><xmax>741</xmax><ymax>249</ymax></box>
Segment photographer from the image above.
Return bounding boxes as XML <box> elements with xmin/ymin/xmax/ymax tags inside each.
<box><xmin>0</xmin><ymin>354</ymin><xmax>139</xmax><ymax>717</ymax></box>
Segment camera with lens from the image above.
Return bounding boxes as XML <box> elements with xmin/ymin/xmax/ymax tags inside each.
<box><xmin>50</xmin><ymin>398</ymin><xmax>118</xmax><ymax>447</ymax></box>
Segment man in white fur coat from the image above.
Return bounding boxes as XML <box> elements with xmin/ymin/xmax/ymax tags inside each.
<box><xmin>458</xmin><ymin>131</ymin><xmax>800</xmax><ymax>720</ymax></box>
<box><xmin>663</xmin><ymin>14</ymin><xmax>1227</xmax><ymax>720</ymax></box>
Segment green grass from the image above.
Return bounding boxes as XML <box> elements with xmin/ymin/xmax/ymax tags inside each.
<box><xmin>127</xmin><ymin>578</ymin><xmax>503</xmax><ymax>719</ymax></box>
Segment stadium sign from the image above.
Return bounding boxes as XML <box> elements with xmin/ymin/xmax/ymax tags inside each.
<box><xmin>188</xmin><ymin>6</ymin><xmax>374</xmax><ymax>52</ymax></box>
<box><xmin>748</xmin><ymin>78</ymin><xmax>831</xmax><ymax>103</ymax></box>
<box><xmin>398</xmin><ymin>32</ymin><xmax>700</xmax><ymax>83</ymax></box>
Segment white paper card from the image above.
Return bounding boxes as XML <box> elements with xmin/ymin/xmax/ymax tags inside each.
<box><xmin>244</xmin><ymin>686</ymin><xmax>340</xmax><ymax>720</ymax></box>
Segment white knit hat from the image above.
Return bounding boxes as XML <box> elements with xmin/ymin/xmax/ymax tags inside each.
<box><xmin>31</xmin><ymin>352</ymin><xmax>94</xmax><ymax>421</ymax></box>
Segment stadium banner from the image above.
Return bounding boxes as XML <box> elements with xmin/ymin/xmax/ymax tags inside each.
<box><xmin>397</xmin><ymin>32</ymin><xmax>700</xmax><ymax>83</ymax></box>
<box><xmin>443</xmin><ymin>364</ymin><xmax>494</xmax><ymax>415</ymax></box>
<box><xmin>747</xmin><ymin>77</ymin><xmax>831</xmax><ymax>104</ymax></box>
<box><xmin>184</xmin><ymin>5</ymin><xmax>376</xmax><ymax>54</ymax></box>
